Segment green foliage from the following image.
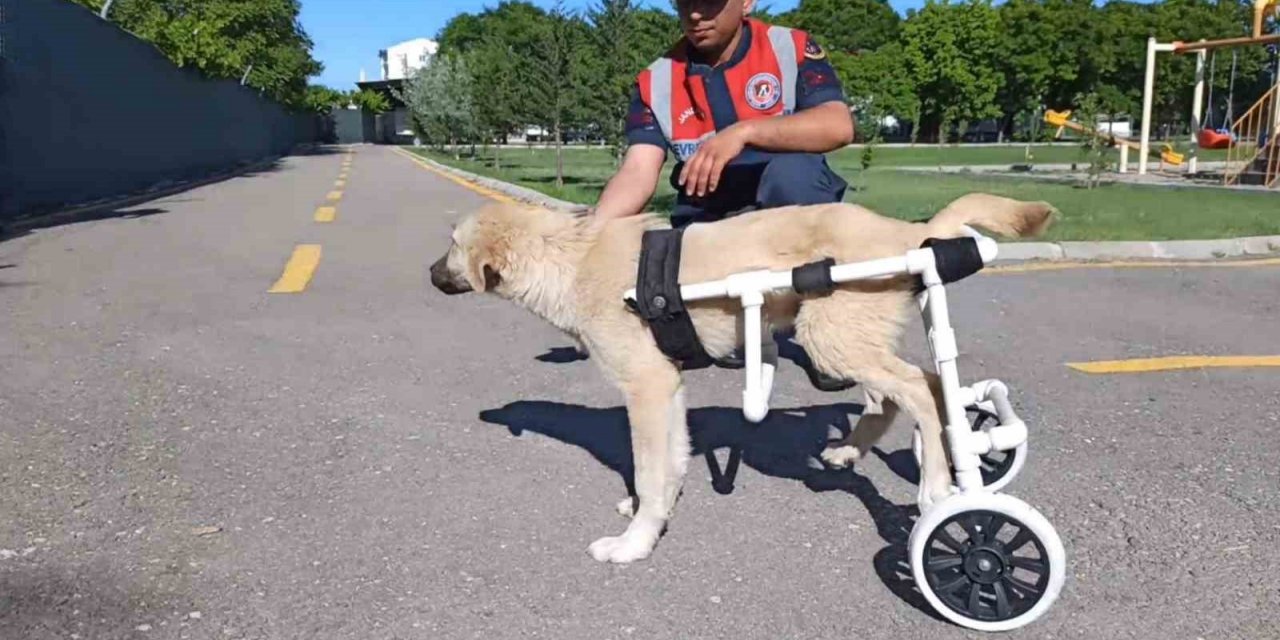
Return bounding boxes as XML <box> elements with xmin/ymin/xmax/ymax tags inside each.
<box><xmin>1073</xmin><ymin>91</ymin><xmax>1113</xmax><ymax>188</ymax></box>
<box><xmin>903</xmin><ymin>0</ymin><xmax>1004</xmax><ymax>143</ymax></box>
<box><xmin>78</xmin><ymin>0</ymin><xmax>321</xmax><ymax>109</ymax></box>
<box><xmin>351</xmin><ymin>89</ymin><xmax>391</xmax><ymax>114</ymax></box>
<box><xmin>775</xmin><ymin>0</ymin><xmax>902</xmax><ymax>52</ymax></box>
<box><xmin>395</xmin><ymin>53</ymin><xmax>478</xmax><ymax>156</ymax></box>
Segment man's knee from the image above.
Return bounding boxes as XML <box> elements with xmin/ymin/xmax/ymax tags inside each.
<box><xmin>757</xmin><ymin>154</ymin><xmax>848</xmax><ymax>209</ymax></box>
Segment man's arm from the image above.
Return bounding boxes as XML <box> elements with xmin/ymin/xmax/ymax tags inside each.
<box><xmin>592</xmin><ymin>143</ymin><xmax>667</xmax><ymax>221</ymax></box>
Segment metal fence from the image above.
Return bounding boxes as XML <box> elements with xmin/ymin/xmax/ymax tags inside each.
<box><xmin>0</xmin><ymin>0</ymin><xmax>321</xmax><ymax>220</ymax></box>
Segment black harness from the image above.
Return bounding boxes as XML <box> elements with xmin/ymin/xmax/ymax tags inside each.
<box><xmin>627</xmin><ymin>228</ymin><xmax>985</xmax><ymax>370</ymax></box>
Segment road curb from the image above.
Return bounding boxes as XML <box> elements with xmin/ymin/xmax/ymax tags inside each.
<box><xmin>407</xmin><ymin>150</ymin><xmax>589</xmax><ymax>213</ymax></box>
<box><xmin>1</xmin><ymin>146</ymin><xmax>319</xmax><ymax>238</ymax></box>
<box><xmin>417</xmin><ymin>151</ymin><xmax>1280</xmax><ymax>264</ymax></box>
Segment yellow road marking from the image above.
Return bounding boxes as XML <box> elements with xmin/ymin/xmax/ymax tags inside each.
<box><xmin>326</xmin><ymin>190</ymin><xmax>343</xmax><ymax>202</ymax></box>
<box><xmin>1067</xmin><ymin>355</ymin><xmax>1280</xmax><ymax>374</ymax></box>
<box><xmin>338</xmin><ymin>171</ymin><xmax>349</xmax><ymax>179</ymax></box>
<box><xmin>314</xmin><ymin>206</ymin><xmax>336</xmax><ymax>223</ymax></box>
<box><xmin>988</xmin><ymin>256</ymin><xmax>1280</xmax><ymax>274</ymax></box>
<box><xmin>393</xmin><ymin>147</ymin><xmax>517</xmax><ymax>204</ymax></box>
<box><xmin>268</xmin><ymin>245</ymin><xmax>322</xmax><ymax>293</ymax></box>
<box><xmin>334</xmin><ymin>179</ymin><xmax>346</xmax><ymax>188</ymax></box>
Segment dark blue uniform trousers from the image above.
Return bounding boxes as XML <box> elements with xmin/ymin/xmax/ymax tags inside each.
<box><xmin>669</xmin><ymin>152</ymin><xmax>849</xmax><ymax>229</ymax></box>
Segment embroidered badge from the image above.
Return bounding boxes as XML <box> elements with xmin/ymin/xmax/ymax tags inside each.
<box><xmin>804</xmin><ymin>37</ymin><xmax>826</xmax><ymax>60</ymax></box>
<box><xmin>745</xmin><ymin>72</ymin><xmax>782</xmax><ymax>111</ymax></box>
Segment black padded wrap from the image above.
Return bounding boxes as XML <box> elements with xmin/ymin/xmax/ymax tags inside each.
<box><xmin>920</xmin><ymin>236</ymin><xmax>985</xmax><ymax>284</ymax></box>
<box><xmin>792</xmin><ymin>257</ymin><xmax>836</xmax><ymax>295</ymax></box>
<box><xmin>631</xmin><ymin>228</ymin><xmax>714</xmax><ymax>370</ymax></box>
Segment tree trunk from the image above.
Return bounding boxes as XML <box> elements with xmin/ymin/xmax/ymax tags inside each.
<box><xmin>555</xmin><ymin>117</ymin><xmax>564</xmax><ymax>189</ymax></box>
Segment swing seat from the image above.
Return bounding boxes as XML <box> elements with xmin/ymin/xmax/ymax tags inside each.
<box><xmin>1197</xmin><ymin>128</ymin><xmax>1233</xmax><ymax>149</ymax></box>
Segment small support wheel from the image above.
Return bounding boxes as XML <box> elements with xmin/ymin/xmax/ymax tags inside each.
<box><xmin>910</xmin><ymin>407</ymin><xmax>1027</xmax><ymax>492</ymax></box>
<box><xmin>965</xmin><ymin>406</ymin><xmax>1027</xmax><ymax>493</ymax></box>
<box><xmin>909</xmin><ymin>493</ymin><xmax>1065</xmax><ymax>632</ymax></box>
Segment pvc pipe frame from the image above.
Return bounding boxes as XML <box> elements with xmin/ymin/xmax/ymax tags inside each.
<box><xmin>621</xmin><ymin>228</ymin><xmax>1025</xmax><ymax>495</ymax></box>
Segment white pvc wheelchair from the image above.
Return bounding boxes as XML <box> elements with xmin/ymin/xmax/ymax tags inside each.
<box><xmin>623</xmin><ymin>226</ymin><xmax>1065</xmax><ymax>632</ymax></box>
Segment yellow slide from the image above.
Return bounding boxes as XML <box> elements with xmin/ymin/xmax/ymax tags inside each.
<box><xmin>1043</xmin><ymin>109</ymin><xmax>1184</xmax><ymax>166</ymax></box>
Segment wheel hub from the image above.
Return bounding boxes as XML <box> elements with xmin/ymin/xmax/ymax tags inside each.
<box><xmin>963</xmin><ymin>546</ymin><xmax>1007</xmax><ymax>585</ymax></box>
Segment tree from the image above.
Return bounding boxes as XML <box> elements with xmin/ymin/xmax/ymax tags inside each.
<box><xmin>396</xmin><ymin>54</ymin><xmax>477</xmax><ymax>156</ymax></box>
<box><xmin>903</xmin><ymin>0</ymin><xmax>1004</xmax><ymax>143</ymax></box>
<box><xmin>527</xmin><ymin>4</ymin><xmax>595</xmax><ymax>186</ymax></box>
<box><xmin>75</xmin><ymin>0</ymin><xmax>322</xmax><ymax>109</ymax></box>
<box><xmin>995</xmin><ymin>0</ymin><xmax>1099</xmax><ymax>141</ymax></box>
<box><xmin>830</xmin><ymin>44</ymin><xmax>917</xmax><ymax>140</ymax></box>
<box><xmin>776</xmin><ymin>0</ymin><xmax>901</xmax><ymax>52</ymax></box>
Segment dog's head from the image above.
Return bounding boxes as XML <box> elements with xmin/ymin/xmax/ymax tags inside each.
<box><xmin>429</xmin><ymin>203</ymin><xmax>515</xmax><ymax>296</ymax></box>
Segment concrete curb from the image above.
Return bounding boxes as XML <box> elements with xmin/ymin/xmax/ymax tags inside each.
<box><xmin>411</xmin><ymin>151</ymin><xmax>589</xmax><ymax>213</ymax></box>
<box><xmin>419</xmin><ymin>151</ymin><xmax>1280</xmax><ymax>264</ymax></box>
<box><xmin>1</xmin><ymin>147</ymin><xmax>315</xmax><ymax>238</ymax></box>
<box><xmin>993</xmin><ymin>236</ymin><xmax>1280</xmax><ymax>262</ymax></box>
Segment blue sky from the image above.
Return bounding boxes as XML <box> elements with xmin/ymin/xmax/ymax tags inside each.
<box><xmin>301</xmin><ymin>0</ymin><xmax>929</xmax><ymax>89</ymax></box>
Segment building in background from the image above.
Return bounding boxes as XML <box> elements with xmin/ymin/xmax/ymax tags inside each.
<box><xmin>351</xmin><ymin>38</ymin><xmax>438</xmax><ymax>144</ymax></box>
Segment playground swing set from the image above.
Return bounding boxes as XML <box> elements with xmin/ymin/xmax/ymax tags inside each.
<box><xmin>1044</xmin><ymin>0</ymin><xmax>1280</xmax><ymax>187</ymax></box>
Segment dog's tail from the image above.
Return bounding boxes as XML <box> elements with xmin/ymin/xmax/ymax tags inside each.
<box><xmin>924</xmin><ymin>193</ymin><xmax>1056</xmax><ymax>240</ymax></box>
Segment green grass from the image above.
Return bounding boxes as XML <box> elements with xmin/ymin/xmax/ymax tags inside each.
<box><xmin>409</xmin><ymin>146</ymin><xmax>1279</xmax><ymax>242</ymax></box>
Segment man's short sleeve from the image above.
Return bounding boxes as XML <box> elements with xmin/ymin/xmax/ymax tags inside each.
<box><xmin>794</xmin><ymin>33</ymin><xmax>846</xmax><ymax>111</ymax></box>
<box><xmin>625</xmin><ymin>84</ymin><xmax>669</xmax><ymax>151</ymax></box>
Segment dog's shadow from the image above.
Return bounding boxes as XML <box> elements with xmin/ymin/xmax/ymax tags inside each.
<box><xmin>478</xmin><ymin>400</ymin><xmax>942</xmax><ymax>621</ymax></box>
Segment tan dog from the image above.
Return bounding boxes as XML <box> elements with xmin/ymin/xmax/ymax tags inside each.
<box><xmin>430</xmin><ymin>194</ymin><xmax>1054</xmax><ymax>564</ymax></box>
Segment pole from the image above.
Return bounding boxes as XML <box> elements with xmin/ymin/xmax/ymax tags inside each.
<box><xmin>1190</xmin><ymin>47</ymin><xmax>1206</xmax><ymax>175</ymax></box>
<box><xmin>1120</xmin><ymin>143</ymin><xmax>1130</xmax><ymax>173</ymax></box>
<box><xmin>1140</xmin><ymin>37</ymin><xmax>1158</xmax><ymax>175</ymax></box>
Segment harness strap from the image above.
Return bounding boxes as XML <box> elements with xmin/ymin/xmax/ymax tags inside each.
<box><xmin>632</xmin><ymin>228</ymin><xmax>715</xmax><ymax>370</ymax></box>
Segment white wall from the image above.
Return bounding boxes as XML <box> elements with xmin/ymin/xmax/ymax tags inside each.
<box><xmin>379</xmin><ymin>38</ymin><xmax>438</xmax><ymax>81</ymax></box>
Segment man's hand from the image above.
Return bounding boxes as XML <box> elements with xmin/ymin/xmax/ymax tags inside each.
<box><xmin>676</xmin><ymin>101</ymin><xmax>854</xmax><ymax>198</ymax></box>
<box><xmin>677</xmin><ymin>124</ymin><xmax>750</xmax><ymax>198</ymax></box>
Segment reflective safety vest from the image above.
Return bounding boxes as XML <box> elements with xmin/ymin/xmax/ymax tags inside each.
<box><xmin>636</xmin><ymin>19</ymin><xmax>808</xmax><ymax>162</ymax></box>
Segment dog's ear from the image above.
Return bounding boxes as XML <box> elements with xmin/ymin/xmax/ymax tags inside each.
<box><xmin>464</xmin><ymin>240</ymin><xmax>505</xmax><ymax>293</ymax></box>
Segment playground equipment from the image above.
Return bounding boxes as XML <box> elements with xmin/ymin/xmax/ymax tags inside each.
<box><xmin>1196</xmin><ymin>49</ymin><xmax>1237</xmax><ymax>150</ymax></box>
<box><xmin>1044</xmin><ymin>109</ymin><xmax>1185</xmax><ymax>171</ymax></box>
<box><xmin>1138</xmin><ymin>8</ymin><xmax>1280</xmax><ymax>186</ymax></box>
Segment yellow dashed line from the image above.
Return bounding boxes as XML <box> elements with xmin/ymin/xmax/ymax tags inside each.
<box><xmin>334</xmin><ymin>179</ymin><xmax>346</xmax><ymax>188</ymax></box>
<box><xmin>1067</xmin><ymin>355</ymin><xmax>1280</xmax><ymax>374</ymax></box>
<box><xmin>268</xmin><ymin>245</ymin><xmax>323</xmax><ymax>293</ymax></box>
<box><xmin>314</xmin><ymin>206</ymin><xmax>336</xmax><ymax>223</ymax></box>
<box><xmin>393</xmin><ymin>147</ymin><xmax>517</xmax><ymax>204</ymax></box>
<box><xmin>326</xmin><ymin>190</ymin><xmax>343</xmax><ymax>202</ymax></box>
<box><xmin>989</xmin><ymin>257</ymin><xmax>1280</xmax><ymax>274</ymax></box>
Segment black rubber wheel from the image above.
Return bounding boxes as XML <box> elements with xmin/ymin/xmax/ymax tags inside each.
<box><xmin>920</xmin><ymin>509</ymin><xmax>1053</xmax><ymax>623</ymax></box>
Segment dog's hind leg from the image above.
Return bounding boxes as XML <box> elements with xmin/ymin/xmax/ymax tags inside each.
<box><xmin>821</xmin><ymin>388</ymin><xmax>900</xmax><ymax>469</ymax></box>
<box><xmin>796</xmin><ymin>292</ymin><xmax>951</xmax><ymax>508</ymax></box>
<box><xmin>589</xmin><ymin>364</ymin><xmax>684</xmax><ymax>564</ymax></box>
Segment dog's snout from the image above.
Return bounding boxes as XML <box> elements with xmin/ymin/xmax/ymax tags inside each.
<box><xmin>430</xmin><ymin>255</ymin><xmax>472</xmax><ymax>295</ymax></box>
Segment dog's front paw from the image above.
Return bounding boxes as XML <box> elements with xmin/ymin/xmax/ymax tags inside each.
<box><xmin>820</xmin><ymin>444</ymin><xmax>864</xmax><ymax>469</ymax></box>
<box><xmin>615</xmin><ymin>496</ymin><xmax>636</xmax><ymax>518</ymax></box>
<box><xmin>587</xmin><ymin>533</ymin><xmax>654</xmax><ymax>564</ymax></box>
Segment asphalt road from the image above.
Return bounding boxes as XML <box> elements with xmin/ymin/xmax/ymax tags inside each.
<box><xmin>2</xmin><ymin>145</ymin><xmax>1278</xmax><ymax>640</ymax></box>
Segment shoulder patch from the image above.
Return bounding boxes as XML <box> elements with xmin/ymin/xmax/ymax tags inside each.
<box><xmin>804</xmin><ymin>37</ymin><xmax>826</xmax><ymax>60</ymax></box>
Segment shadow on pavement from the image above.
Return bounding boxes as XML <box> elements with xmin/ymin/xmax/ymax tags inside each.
<box><xmin>478</xmin><ymin>399</ymin><xmax>943</xmax><ymax>621</ymax></box>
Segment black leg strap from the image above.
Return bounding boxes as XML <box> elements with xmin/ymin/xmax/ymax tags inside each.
<box><xmin>792</xmin><ymin>257</ymin><xmax>836</xmax><ymax>295</ymax></box>
<box><xmin>631</xmin><ymin>228</ymin><xmax>714</xmax><ymax>370</ymax></box>
<box><xmin>920</xmin><ymin>237</ymin><xmax>985</xmax><ymax>284</ymax></box>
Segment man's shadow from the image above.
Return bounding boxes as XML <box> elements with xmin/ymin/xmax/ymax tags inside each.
<box><xmin>478</xmin><ymin>399</ymin><xmax>942</xmax><ymax>621</ymax></box>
